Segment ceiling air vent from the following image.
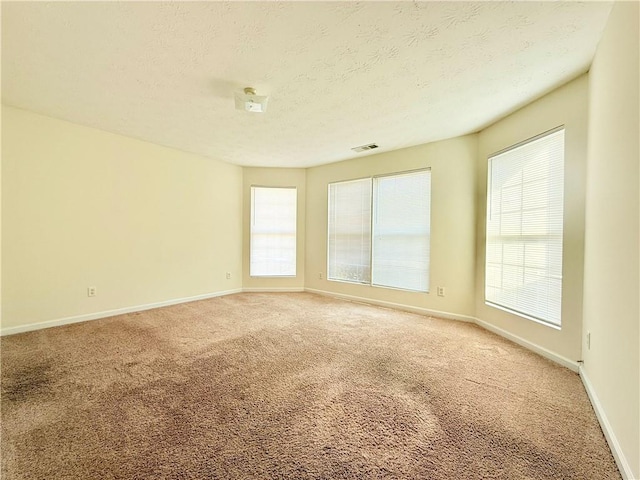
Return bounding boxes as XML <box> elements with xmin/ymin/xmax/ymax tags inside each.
<box><xmin>351</xmin><ymin>143</ymin><xmax>379</xmax><ymax>153</ymax></box>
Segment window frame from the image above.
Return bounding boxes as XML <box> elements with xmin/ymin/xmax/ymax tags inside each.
<box><xmin>250</xmin><ymin>185</ymin><xmax>297</xmax><ymax>278</ymax></box>
<box><xmin>484</xmin><ymin>126</ymin><xmax>565</xmax><ymax>329</ymax></box>
<box><xmin>326</xmin><ymin>168</ymin><xmax>431</xmax><ymax>293</ymax></box>
<box><xmin>327</xmin><ymin>176</ymin><xmax>372</xmax><ymax>285</ymax></box>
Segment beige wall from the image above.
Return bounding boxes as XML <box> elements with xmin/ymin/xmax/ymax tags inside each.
<box><xmin>305</xmin><ymin>135</ymin><xmax>477</xmax><ymax>317</ymax></box>
<box><xmin>0</xmin><ymin>111</ymin><xmax>3</xmax><ymax>329</ymax></box>
<box><xmin>242</xmin><ymin>167</ymin><xmax>306</xmax><ymax>290</ymax></box>
<box><xmin>474</xmin><ymin>75</ymin><xmax>589</xmax><ymax>363</ymax></box>
<box><xmin>1</xmin><ymin>106</ymin><xmax>243</xmax><ymax>329</ymax></box>
<box><xmin>583</xmin><ymin>2</ymin><xmax>639</xmax><ymax>477</ymax></box>
<box><xmin>0</xmin><ymin>110</ymin><xmax>3</xmax><ymax>329</ymax></box>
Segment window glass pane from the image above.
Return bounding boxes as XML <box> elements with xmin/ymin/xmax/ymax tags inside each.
<box><xmin>327</xmin><ymin>179</ymin><xmax>371</xmax><ymax>283</ymax></box>
<box><xmin>485</xmin><ymin>129</ymin><xmax>565</xmax><ymax>326</ymax></box>
<box><xmin>250</xmin><ymin>187</ymin><xmax>297</xmax><ymax>277</ymax></box>
<box><xmin>372</xmin><ymin>170</ymin><xmax>431</xmax><ymax>292</ymax></box>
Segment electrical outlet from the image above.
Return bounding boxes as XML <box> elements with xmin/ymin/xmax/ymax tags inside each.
<box><xmin>319</xmin><ymin>272</ymin><xmax>323</xmax><ymax>280</ymax></box>
<box><xmin>437</xmin><ymin>286</ymin><xmax>445</xmax><ymax>297</ymax></box>
<box><xmin>226</xmin><ymin>272</ymin><xmax>231</xmax><ymax>280</ymax></box>
<box><xmin>87</xmin><ymin>286</ymin><xmax>97</xmax><ymax>297</ymax></box>
<box><xmin>587</xmin><ymin>332</ymin><xmax>591</xmax><ymax>350</ymax></box>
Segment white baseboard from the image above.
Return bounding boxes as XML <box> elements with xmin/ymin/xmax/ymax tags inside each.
<box><xmin>305</xmin><ymin>288</ymin><xmax>578</xmax><ymax>372</ymax></box>
<box><xmin>304</xmin><ymin>288</ymin><xmax>476</xmax><ymax>323</ymax></box>
<box><xmin>5</xmin><ymin>286</ymin><xmax>579</xmax><ymax>375</ymax></box>
<box><xmin>242</xmin><ymin>287</ymin><xmax>305</xmax><ymax>293</ymax></box>
<box><xmin>580</xmin><ymin>366</ymin><xmax>636</xmax><ymax>480</ymax></box>
<box><xmin>0</xmin><ymin>288</ymin><xmax>243</xmax><ymax>336</ymax></box>
<box><xmin>474</xmin><ymin>317</ymin><xmax>579</xmax><ymax>372</ymax></box>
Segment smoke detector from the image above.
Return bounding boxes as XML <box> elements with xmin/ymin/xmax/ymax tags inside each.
<box><xmin>234</xmin><ymin>87</ymin><xmax>269</xmax><ymax>113</ymax></box>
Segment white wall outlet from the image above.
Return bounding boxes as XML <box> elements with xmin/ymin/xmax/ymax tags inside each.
<box><xmin>437</xmin><ymin>286</ymin><xmax>445</xmax><ymax>297</ymax></box>
<box><xmin>319</xmin><ymin>272</ymin><xmax>323</xmax><ymax>280</ymax></box>
<box><xmin>87</xmin><ymin>286</ymin><xmax>97</xmax><ymax>297</ymax></box>
<box><xmin>587</xmin><ymin>332</ymin><xmax>591</xmax><ymax>350</ymax></box>
<box><xmin>226</xmin><ymin>272</ymin><xmax>231</xmax><ymax>280</ymax></box>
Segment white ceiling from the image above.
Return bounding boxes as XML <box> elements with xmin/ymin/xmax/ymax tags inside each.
<box><xmin>1</xmin><ymin>1</ymin><xmax>612</xmax><ymax>168</ymax></box>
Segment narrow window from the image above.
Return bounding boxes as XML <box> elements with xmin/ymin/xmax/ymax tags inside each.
<box><xmin>327</xmin><ymin>178</ymin><xmax>372</xmax><ymax>283</ymax></box>
<box><xmin>250</xmin><ymin>186</ymin><xmax>297</xmax><ymax>277</ymax></box>
<box><xmin>485</xmin><ymin>128</ymin><xmax>565</xmax><ymax>327</ymax></box>
<box><xmin>372</xmin><ymin>170</ymin><xmax>431</xmax><ymax>292</ymax></box>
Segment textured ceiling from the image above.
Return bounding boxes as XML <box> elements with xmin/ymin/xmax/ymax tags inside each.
<box><xmin>1</xmin><ymin>2</ymin><xmax>612</xmax><ymax>168</ymax></box>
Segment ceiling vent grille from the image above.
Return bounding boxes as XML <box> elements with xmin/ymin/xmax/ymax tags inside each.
<box><xmin>351</xmin><ymin>143</ymin><xmax>379</xmax><ymax>153</ymax></box>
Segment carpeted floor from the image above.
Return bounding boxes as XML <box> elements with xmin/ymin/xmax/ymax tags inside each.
<box><xmin>1</xmin><ymin>292</ymin><xmax>620</xmax><ymax>479</ymax></box>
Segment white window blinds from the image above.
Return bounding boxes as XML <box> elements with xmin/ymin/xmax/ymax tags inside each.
<box><xmin>327</xmin><ymin>169</ymin><xmax>431</xmax><ymax>292</ymax></box>
<box><xmin>372</xmin><ymin>170</ymin><xmax>431</xmax><ymax>292</ymax></box>
<box><xmin>485</xmin><ymin>128</ymin><xmax>565</xmax><ymax>327</ymax></box>
<box><xmin>327</xmin><ymin>178</ymin><xmax>372</xmax><ymax>283</ymax></box>
<box><xmin>250</xmin><ymin>186</ymin><xmax>297</xmax><ymax>277</ymax></box>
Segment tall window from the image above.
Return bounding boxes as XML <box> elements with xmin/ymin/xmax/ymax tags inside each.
<box><xmin>250</xmin><ymin>186</ymin><xmax>297</xmax><ymax>277</ymax></box>
<box><xmin>485</xmin><ymin>128</ymin><xmax>565</xmax><ymax>327</ymax></box>
<box><xmin>327</xmin><ymin>178</ymin><xmax>372</xmax><ymax>283</ymax></box>
<box><xmin>372</xmin><ymin>171</ymin><xmax>431</xmax><ymax>292</ymax></box>
<box><xmin>327</xmin><ymin>169</ymin><xmax>431</xmax><ymax>292</ymax></box>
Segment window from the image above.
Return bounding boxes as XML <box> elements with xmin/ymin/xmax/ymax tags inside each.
<box><xmin>372</xmin><ymin>171</ymin><xmax>431</xmax><ymax>292</ymax></box>
<box><xmin>327</xmin><ymin>178</ymin><xmax>372</xmax><ymax>283</ymax></box>
<box><xmin>250</xmin><ymin>186</ymin><xmax>297</xmax><ymax>277</ymax></box>
<box><xmin>327</xmin><ymin>169</ymin><xmax>431</xmax><ymax>292</ymax></box>
<box><xmin>485</xmin><ymin>128</ymin><xmax>565</xmax><ymax>327</ymax></box>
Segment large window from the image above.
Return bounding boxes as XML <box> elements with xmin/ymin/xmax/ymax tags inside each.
<box><xmin>485</xmin><ymin>128</ymin><xmax>565</xmax><ymax>327</ymax></box>
<box><xmin>327</xmin><ymin>169</ymin><xmax>431</xmax><ymax>292</ymax></box>
<box><xmin>250</xmin><ymin>186</ymin><xmax>297</xmax><ymax>277</ymax></box>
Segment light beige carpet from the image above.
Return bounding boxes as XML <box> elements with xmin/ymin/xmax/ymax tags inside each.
<box><xmin>1</xmin><ymin>292</ymin><xmax>620</xmax><ymax>479</ymax></box>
